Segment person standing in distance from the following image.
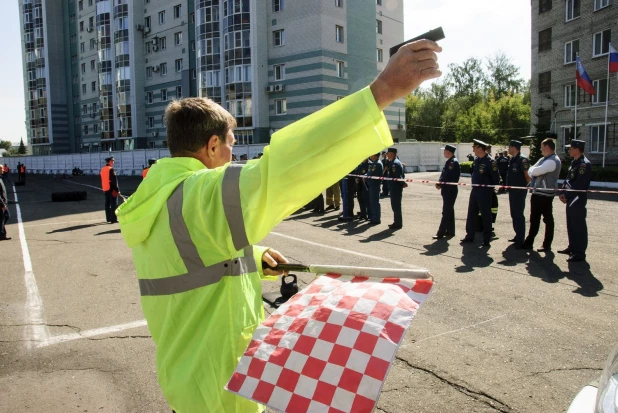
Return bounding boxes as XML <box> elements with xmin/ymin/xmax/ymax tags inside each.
<box><xmin>521</xmin><ymin>138</ymin><xmax>561</xmax><ymax>252</ymax></box>
<box><xmin>386</xmin><ymin>148</ymin><xmax>406</xmax><ymax>229</ymax></box>
<box><xmin>142</xmin><ymin>158</ymin><xmax>157</xmax><ymax>179</ymax></box>
<box><xmin>558</xmin><ymin>139</ymin><xmax>592</xmax><ymax>262</ymax></box>
<box><xmin>434</xmin><ymin>144</ymin><xmax>460</xmax><ymax>239</ymax></box>
<box><xmin>100</xmin><ymin>156</ymin><xmax>119</xmax><ymax>223</ymax></box>
<box><xmin>506</xmin><ymin>140</ymin><xmax>530</xmax><ymax>247</ymax></box>
<box><xmin>366</xmin><ymin>152</ymin><xmax>383</xmax><ymax>225</ymax></box>
<box><xmin>461</xmin><ymin>139</ymin><xmax>500</xmax><ymax>248</ymax></box>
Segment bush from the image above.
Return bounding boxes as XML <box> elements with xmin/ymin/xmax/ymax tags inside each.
<box><xmin>460</xmin><ymin>161</ymin><xmax>473</xmax><ymax>174</ymax></box>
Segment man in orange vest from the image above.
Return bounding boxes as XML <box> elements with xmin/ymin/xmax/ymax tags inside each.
<box><xmin>141</xmin><ymin>158</ymin><xmax>157</xmax><ymax>179</ymax></box>
<box><xmin>100</xmin><ymin>156</ymin><xmax>119</xmax><ymax>223</ymax></box>
<box><xmin>19</xmin><ymin>164</ymin><xmax>26</xmax><ymax>183</ymax></box>
<box><xmin>2</xmin><ymin>165</ymin><xmax>8</xmax><ymax>182</ymax></box>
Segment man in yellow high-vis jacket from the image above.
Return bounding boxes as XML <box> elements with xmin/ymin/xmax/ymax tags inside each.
<box><xmin>116</xmin><ymin>40</ymin><xmax>441</xmax><ymax>413</ymax></box>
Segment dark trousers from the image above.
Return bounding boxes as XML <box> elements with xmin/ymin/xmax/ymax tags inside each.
<box><xmin>525</xmin><ymin>194</ymin><xmax>555</xmax><ymax>248</ymax></box>
<box><xmin>566</xmin><ymin>196</ymin><xmax>588</xmax><ymax>256</ymax></box>
<box><xmin>466</xmin><ymin>188</ymin><xmax>493</xmax><ymax>243</ymax></box>
<box><xmin>105</xmin><ymin>190</ymin><xmax>118</xmax><ymax>222</ymax></box>
<box><xmin>368</xmin><ymin>182</ymin><xmax>381</xmax><ymax>223</ymax></box>
<box><xmin>311</xmin><ymin>193</ymin><xmax>324</xmax><ymax>212</ymax></box>
<box><xmin>1</xmin><ymin>208</ymin><xmax>9</xmax><ymax>238</ymax></box>
<box><xmin>357</xmin><ymin>182</ymin><xmax>369</xmax><ymax>218</ymax></box>
<box><xmin>509</xmin><ymin>191</ymin><xmax>527</xmax><ymax>243</ymax></box>
<box><xmin>389</xmin><ymin>184</ymin><xmax>403</xmax><ymax>226</ymax></box>
<box><xmin>381</xmin><ymin>180</ymin><xmax>389</xmax><ymax>196</ymax></box>
<box><xmin>438</xmin><ymin>187</ymin><xmax>457</xmax><ymax>235</ymax></box>
<box><xmin>343</xmin><ymin>178</ymin><xmax>356</xmax><ymax>218</ymax></box>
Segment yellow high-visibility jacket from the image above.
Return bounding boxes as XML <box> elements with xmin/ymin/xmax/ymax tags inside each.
<box><xmin>116</xmin><ymin>87</ymin><xmax>393</xmax><ymax>413</ymax></box>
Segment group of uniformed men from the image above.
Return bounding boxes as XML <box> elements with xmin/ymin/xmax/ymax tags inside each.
<box><xmin>434</xmin><ymin>137</ymin><xmax>592</xmax><ymax>262</ymax></box>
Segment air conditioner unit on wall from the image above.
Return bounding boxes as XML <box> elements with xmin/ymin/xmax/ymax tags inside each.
<box><xmin>274</xmin><ymin>84</ymin><xmax>285</xmax><ymax>92</ymax></box>
<box><xmin>152</xmin><ymin>45</ymin><xmax>159</xmax><ymax>51</ymax></box>
<box><xmin>144</xmin><ymin>27</ymin><xmax>151</xmax><ymax>34</ymax></box>
<box><xmin>152</xmin><ymin>65</ymin><xmax>159</xmax><ymax>72</ymax></box>
<box><xmin>151</xmin><ymin>132</ymin><xmax>158</xmax><ymax>137</ymax></box>
<box><xmin>136</xmin><ymin>24</ymin><xmax>144</xmax><ymax>31</ymax></box>
<box><xmin>86</xmin><ymin>26</ymin><xmax>93</xmax><ymax>33</ymax></box>
<box><xmin>265</xmin><ymin>85</ymin><xmax>275</xmax><ymax>92</ymax></box>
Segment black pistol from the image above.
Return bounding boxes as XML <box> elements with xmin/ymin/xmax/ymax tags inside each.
<box><xmin>389</xmin><ymin>27</ymin><xmax>445</xmax><ymax>57</ymax></box>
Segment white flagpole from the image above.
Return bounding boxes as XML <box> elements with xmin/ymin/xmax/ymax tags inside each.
<box><xmin>603</xmin><ymin>45</ymin><xmax>611</xmax><ymax>168</ymax></box>
<box><xmin>574</xmin><ymin>78</ymin><xmax>578</xmax><ymax>144</ymax></box>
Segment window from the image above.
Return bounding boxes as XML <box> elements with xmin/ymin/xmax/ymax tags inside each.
<box><xmin>562</xmin><ymin>126</ymin><xmax>574</xmax><ymax>150</ymax></box>
<box><xmin>147</xmin><ymin>116</ymin><xmax>155</xmax><ymax>128</ymax></box>
<box><xmin>71</xmin><ymin>34</ymin><xmax>77</xmax><ymax>44</ymax></box>
<box><xmin>538</xmin><ymin>71</ymin><xmax>551</xmax><ymax>94</ymax></box>
<box><xmin>176</xmin><ymin>86</ymin><xmax>182</xmax><ymax>98</ymax></box>
<box><xmin>145</xmin><ymin>16</ymin><xmax>151</xmax><ymax>28</ymax></box>
<box><xmin>592</xmin><ymin>79</ymin><xmax>608</xmax><ymax>104</ymax></box>
<box><xmin>538</xmin><ymin>28</ymin><xmax>552</xmax><ymax>52</ymax></box>
<box><xmin>91</xmin><ymin>81</ymin><xmax>96</xmax><ymax>92</ymax></box>
<box><xmin>377</xmin><ymin>0</ymin><xmax>382</xmax><ymax>4</ymax></box>
<box><xmin>564</xmin><ymin>84</ymin><xmax>576</xmax><ymax>107</ymax></box>
<box><xmin>174</xmin><ymin>32</ymin><xmax>182</xmax><ymax>45</ymax></box>
<box><xmin>336</xmin><ymin>60</ymin><xmax>345</xmax><ymax>78</ymax></box>
<box><xmin>175</xmin><ymin>59</ymin><xmax>183</xmax><ymax>72</ymax></box>
<box><xmin>91</xmin><ymin>60</ymin><xmax>95</xmax><ymax>70</ymax></box>
<box><xmin>191</xmin><ymin>40</ymin><xmax>195</xmax><ymax>51</ymax></box>
<box><xmin>591</xmin><ymin>125</ymin><xmax>608</xmax><ymax>152</ymax></box>
<box><xmin>82</xmin><ymin>104</ymin><xmax>88</xmax><ymax>115</ymax></box>
<box><xmin>78</xmin><ymin>0</ymin><xmax>83</xmax><ymax>11</ymax></box>
<box><xmin>273</xmin><ymin>29</ymin><xmax>284</xmax><ymax>46</ymax></box>
<box><xmin>161</xmin><ymin>62</ymin><xmax>168</xmax><ymax>75</ymax></box>
<box><xmin>336</xmin><ymin>25</ymin><xmax>344</xmax><ymax>43</ymax></box>
<box><xmin>274</xmin><ymin>64</ymin><xmax>285</xmax><ymax>81</ymax></box>
<box><xmin>273</xmin><ymin>0</ymin><xmax>284</xmax><ymax>12</ymax></box>
<box><xmin>146</xmin><ymin>42</ymin><xmax>152</xmax><ymax>53</ymax></box>
<box><xmin>275</xmin><ymin>99</ymin><xmax>287</xmax><ymax>115</ymax></box>
<box><xmin>160</xmin><ymin>37</ymin><xmax>167</xmax><ymax>49</ymax></box>
<box><xmin>88</xmin><ymin>0</ymin><xmax>93</xmax><ymax>6</ymax></box>
<box><xmin>377</xmin><ymin>48</ymin><xmax>383</xmax><ymax>62</ymax></box>
<box><xmin>564</xmin><ymin>39</ymin><xmax>579</xmax><ymax>64</ymax></box>
<box><xmin>174</xmin><ymin>4</ymin><xmax>182</xmax><ymax>18</ymax></box>
<box><xmin>83</xmin><ymin>125</ymin><xmax>89</xmax><ymax>135</ymax></box>
<box><xmin>94</xmin><ymin>124</ymin><xmax>98</xmax><ymax>134</ymax></box>
<box><xmin>161</xmin><ymin>89</ymin><xmax>168</xmax><ymax>101</ymax></box>
<box><xmin>146</xmin><ymin>66</ymin><xmax>153</xmax><ymax>78</ymax></box>
<box><xmin>146</xmin><ymin>91</ymin><xmax>153</xmax><ymax>103</ymax></box>
<box><xmin>81</xmin><ymin>63</ymin><xmax>86</xmax><ymax>73</ymax></box>
<box><xmin>192</xmin><ymin>69</ymin><xmax>196</xmax><ymax>79</ymax></box>
<box><xmin>593</xmin><ymin>29</ymin><xmax>611</xmax><ymax>57</ymax></box>
<box><xmin>82</xmin><ymin>83</ymin><xmax>87</xmax><ymax>94</ymax></box>
<box><xmin>566</xmin><ymin>0</ymin><xmax>580</xmax><ymax>21</ymax></box>
<box><xmin>594</xmin><ymin>0</ymin><xmax>610</xmax><ymax>11</ymax></box>
<box><xmin>89</xmin><ymin>17</ymin><xmax>94</xmax><ymax>28</ymax></box>
<box><xmin>539</xmin><ymin>0</ymin><xmax>552</xmax><ymax>13</ymax></box>
<box><xmin>376</xmin><ymin>19</ymin><xmax>382</xmax><ymax>34</ymax></box>
<box><xmin>335</xmin><ymin>0</ymin><xmax>343</xmax><ymax>6</ymax></box>
<box><xmin>159</xmin><ymin>11</ymin><xmax>166</xmax><ymax>25</ymax></box>
<box><xmin>149</xmin><ymin>142</ymin><xmax>156</xmax><ymax>149</ymax></box>
<box><xmin>190</xmin><ymin>12</ymin><xmax>195</xmax><ymax>23</ymax></box>
<box><xmin>80</xmin><ymin>21</ymin><xmax>84</xmax><ymax>32</ymax></box>
<box><xmin>70</xmin><ymin>14</ymin><xmax>76</xmax><ymax>23</ymax></box>
<box><xmin>80</xmin><ymin>42</ymin><xmax>85</xmax><ymax>53</ymax></box>
<box><xmin>90</xmin><ymin>39</ymin><xmax>96</xmax><ymax>49</ymax></box>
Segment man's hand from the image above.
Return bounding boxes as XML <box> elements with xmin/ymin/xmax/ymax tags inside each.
<box><xmin>559</xmin><ymin>194</ymin><xmax>567</xmax><ymax>204</ymax></box>
<box><xmin>435</xmin><ymin>184</ymin><xmax>441</xmax><ymax>190</ymax></box>
<box><xmin>370</xmin><ymin>40</ymin><xmax>442</xmax><ymax>111</ymax></box>
<box><xmin>262</xmin><ymin>248</ymin><xmax>289</xmax><ymax>276</ymax></box>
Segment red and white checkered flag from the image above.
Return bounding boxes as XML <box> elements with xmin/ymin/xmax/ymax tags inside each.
<box><xmin>226</xmin><ymin>273</ymin><xmax>433</xmax><ymax>412</ymax></box>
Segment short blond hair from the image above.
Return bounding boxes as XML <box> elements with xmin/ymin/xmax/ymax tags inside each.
<box><xmin>164</xmin><ymin>98</ymin><xmax>236</xmax><ymax>156</ymax></box>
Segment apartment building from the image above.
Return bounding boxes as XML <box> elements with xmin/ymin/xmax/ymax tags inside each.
<box><xmin>18</xmin><ymin>0</ymin><xmax>404</xmax><ymax>154</ymax></box>
<box><xmin>531</xmin><ymin>0</ymin><xmax>618</xmax><ymax>163</ymax></box>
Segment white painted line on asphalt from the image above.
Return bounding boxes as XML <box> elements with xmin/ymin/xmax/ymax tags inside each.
<box><xmin>39</xmin><ymin>319</ymin><xmax>148</xmax><ymax>348</ymax></box>
<box><xmin>13</xmin><ymin>184</ymin><xmax>51</xmax><ymax>349</ymax></box>
<box><xmin>269</xmin><ymin>232</ymin><xmax>420</xmax><ymax>269</ymax></box>
<box><xmin>401</xmin><ymin>314</ymin><xmax>507</xmax><ymax>348</ymax></box>
<box><xmin>61</xmin><ymin>180</ymin><xmax>102</xmax><ymax>191</ymax></box>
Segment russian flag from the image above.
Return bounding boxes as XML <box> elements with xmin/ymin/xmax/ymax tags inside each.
<box><xmin>609</xmin><ymin>44</ymin><xmax>618</xmax><ymax>73</ymax></box>
<box><xmin>576</xmin><ymin>56</ymin><xmax>596</xmax><ymax>95</ymax></box>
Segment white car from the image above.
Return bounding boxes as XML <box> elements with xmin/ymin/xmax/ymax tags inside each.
<box><xmin>568</xmin><ymin>344</ymin><xmax>618</xmax><ymax>413</ymax></box>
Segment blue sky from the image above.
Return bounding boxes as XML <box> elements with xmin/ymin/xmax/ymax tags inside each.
<box><xmin>0</xmin><ymin>0</ymin><xmax>531</xmax><ymax>145</ymax></box>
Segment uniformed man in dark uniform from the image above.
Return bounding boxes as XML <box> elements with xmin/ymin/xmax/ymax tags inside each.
<box><xmin>497</xmin><ymin>150</ymin><xmax>509</xmax><ymax>192</ymax></box>
<box><xmin>461</xmin><ymin>139</ymin><xmax>501</xmax><ymax>247</ymax></box>
<box><xmin>366</xmin><ymin>153</ymin><xmax>383</xmax><ymax>225</ymax></box>
<box><xmin>380</xmin><ymin>151</ymin><xmax>390</xmax><ymax>198</ymax></box>
<box><xmin>386</xmin><ymin>148</ymin><xmax>406</xmax><ymax>229</ymax></box>
<box><xmin>434</xmin><ymin>144</ymin><xmax>460</xmax><ymax>239</ymax></box>
<box><xmin>356</xmin><ymin>159</ymin><xmax>371</xmax><ymax>220</ymax></box>
<box><xmin>558</xmin><ymin>139</ymin><xmax>592</xmax><ymax>262</ymax></box>
<box><xmin>506</xmin><ymin>140</ymin><xmax>530</xmax><ymax>247</ymax></box>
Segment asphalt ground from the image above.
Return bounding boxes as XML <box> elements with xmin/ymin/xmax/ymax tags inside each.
<box><xmin>1</xmin><ymin>172</ymin><xmax>617</xmax><ymax>413</ymax></box>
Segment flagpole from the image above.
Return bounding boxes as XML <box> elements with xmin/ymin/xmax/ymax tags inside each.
<box><xmin>574</xmin><ymin>78</ymin><xmax>578</xmax><ymax>144</ymax></box>
<box><xmin>603</xmin><ymin>45</ymin><xmax>611</xmax><ymax>168</ymax></box>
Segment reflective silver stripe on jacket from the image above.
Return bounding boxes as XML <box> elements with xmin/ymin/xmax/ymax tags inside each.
<box><xmin>221</xmin><ymin>163</ymin><xmax>250</xmax><ymax>251</ymax></box>
<box><xmin>139</xmin><ymin>177</ymin><xmax>256</xmax><ymax>296</ymax></box>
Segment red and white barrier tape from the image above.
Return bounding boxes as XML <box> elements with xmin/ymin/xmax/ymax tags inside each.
<box><xmin>346</xmin><ymin>174</ymin><xmax>618</xmax><ymax>195</ymax></box>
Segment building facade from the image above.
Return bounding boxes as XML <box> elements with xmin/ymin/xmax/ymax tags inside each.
<box><xmin>18</xmin><ymin>0</ymin><xmax>404</xmax><ymax>154</ymax></box>
<box><xmin>531</xmin><ymin>0</ymin><xmax>618</xmax><ymax>164</ymax></box>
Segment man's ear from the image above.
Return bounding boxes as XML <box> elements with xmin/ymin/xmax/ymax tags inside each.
<box><xmin>207</xmin><ymin>134</ymin><xmax>220</xmax><ymax>156</ymax></box>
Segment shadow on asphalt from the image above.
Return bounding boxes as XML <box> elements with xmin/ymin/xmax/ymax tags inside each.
<box><xmin>421</xmin><ymin>239</ymin><xmax>451</xmax><ymax>256</ymax></box>
<box><xmin>455</xmin><ymin>243</ymin><xmax>495</xmax><ymax>272</ymax></box>
<box><xmin>526</xmin><ymin>252</ymin><xmax>604</xmax><ymax>297</ymax></box>
<box><xmin>47</xmin><ymin>223</ymin><xmax>108</xmax><ymax>234</ymax></box>
<box><xmin>359</xmin><ymin>229</ymin><xmax>396</xmax><ymax>243</ymax></box>
<box><xmin>498</xmin><ymin>243</ymin><xmax>530</xmax><ymax>267</ymax></box>
<box><xmin>94</xmin><ymin>228</ymin><xmax>121</xmax><ymax>236</ymax></box>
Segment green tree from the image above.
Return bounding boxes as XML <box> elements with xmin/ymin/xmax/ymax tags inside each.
<box><xmin>485</xmin><ymin>52</ymin><xmax>525</xmax><ymax>99</ymax></box>
<box><xmin>406</xmin><ymin>81</ymin><xmax>450</xmax><ymax>141</ymax></box>
<box><xmin>18</xmin><ymin>138</ymin><xmax>27</xmax><ymax>155</ymax></box>
<box><xmin>0</xmin><ymin>140</ymin><xmax>11</xmax><ymax>151</ymax></box>
<box><xmin>446</xmin><ymin>57</ymin><xmax>486</xmax><ymax>103</ymax></box>
<box><xmin>489</xmin><ymin>93</ymin><xmax>531</xmax><ymax>144</ymax></box>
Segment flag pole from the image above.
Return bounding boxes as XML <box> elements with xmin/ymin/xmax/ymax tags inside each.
<box><xmin>603</xmin><ymin>45</ymin><xmax>611</xmax><ymax>168</ymax></box>
<box><xmin>574</xmin><ymin>78</ymin><xmax>578</xmax><ymax>143</ymax></box>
